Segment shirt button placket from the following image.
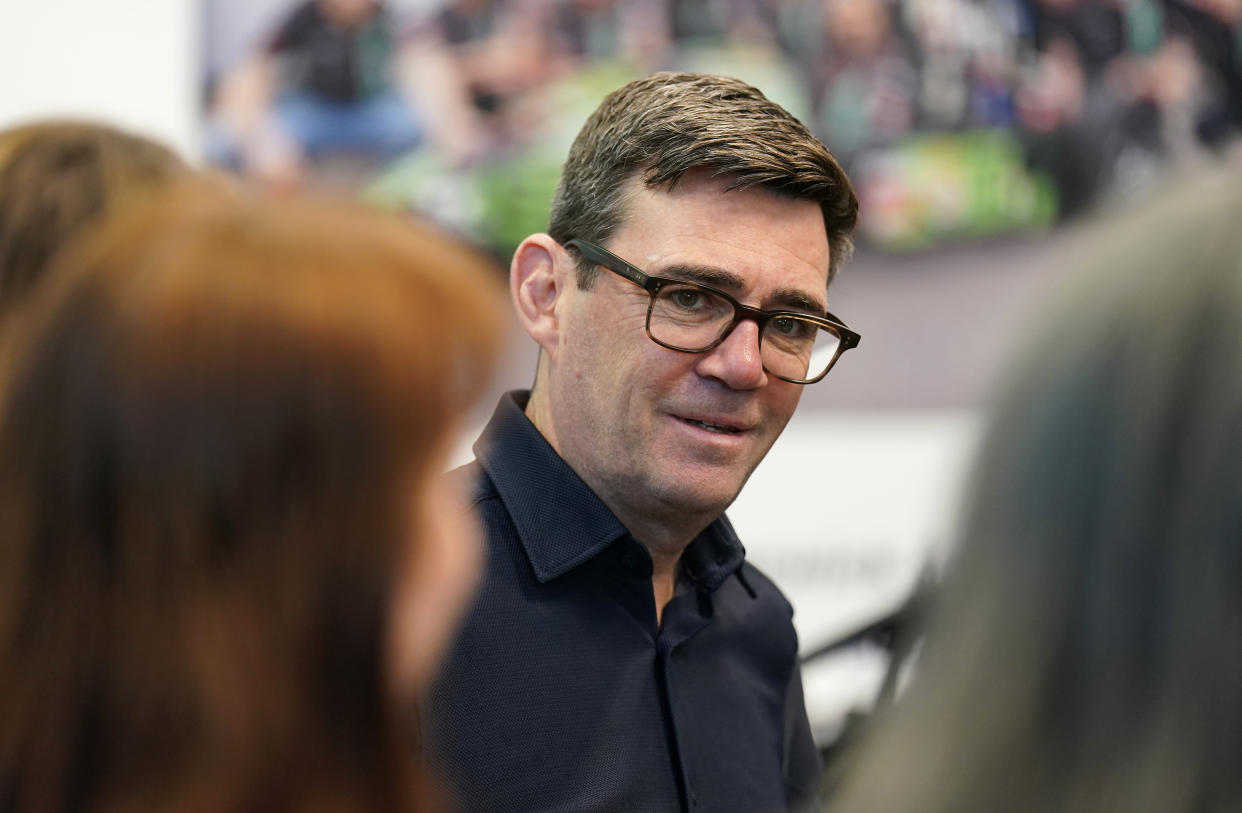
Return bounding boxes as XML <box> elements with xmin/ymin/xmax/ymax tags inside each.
<box><xmin>657</xmin><ymin>637</ymin><xmax>694</xmax><ymax>812</ymax></box>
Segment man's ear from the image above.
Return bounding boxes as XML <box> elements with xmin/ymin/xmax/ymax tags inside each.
<box><xmin>511</xmin><ymin>234</ymin><xmax>572</xmax><ymax>357</ymax></box>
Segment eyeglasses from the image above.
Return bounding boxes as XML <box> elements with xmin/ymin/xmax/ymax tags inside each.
<box><xmin>565</xmin><ymin>239</ymin><xmax>860</xmax><ymax>385</ymax></box>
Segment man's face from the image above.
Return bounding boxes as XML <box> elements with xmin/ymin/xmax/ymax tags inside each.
<box><xmin>544</xmin><ymin>169</ymin><xmax>832</xmax><ymax>527</ymax></box>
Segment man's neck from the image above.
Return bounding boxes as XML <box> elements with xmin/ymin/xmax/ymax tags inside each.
<box><xmin>650</xmin><ymin>548</ymin><xmax>681</xmax><ymax>626</ymax></box>
<box><xmin>523</xmin><ymin>385</ymin><xmax>717</xmax><ymax>626</ymax></box>
<box><xmin>614</xmin><ymin>507</ymin><xmax>716</xmax><ymax>628</ymax></box>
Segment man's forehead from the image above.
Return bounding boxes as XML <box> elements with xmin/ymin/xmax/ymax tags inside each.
<box><xmin>623</xmin><ymin>169</ymin><xmax>827</xmax><ymax>237</ymax></box>
<box><xmin>613</xmin><ymin>172</ymin><xmax>831</xmax><ymax>296</ymax></box>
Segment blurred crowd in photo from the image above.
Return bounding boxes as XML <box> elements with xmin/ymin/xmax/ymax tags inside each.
<box><xmin>203</xmin><ymin>0</ymin><xmax>1242</xmax><ymax>258</ymax></box>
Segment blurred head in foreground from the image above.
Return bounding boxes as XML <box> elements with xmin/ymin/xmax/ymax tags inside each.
<box><xmin>830</xmin><ymin>172</ymin><xmax>1242</xmax><ymax>813</ymax></box>
<box><xmin>0</xmin><ymin>183</ymin><xmax>503</xmax><ymax>811</ymax></box>
<box><xmin>0</xmin><ymin>119</ymin><xmax>190</xmax><ymax>319</ymax></box>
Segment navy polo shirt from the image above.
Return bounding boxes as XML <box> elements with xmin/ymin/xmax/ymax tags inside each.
<box><xmin>426</xmin><ymin>392</ymin><xmax>820</xmax><ymax>812</ymax></box>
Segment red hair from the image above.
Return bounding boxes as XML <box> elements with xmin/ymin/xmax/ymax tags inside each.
<box><xmin>0</xmin><ymin>183</ymin><xmax>503</xmax><ymax>812</ymax></box>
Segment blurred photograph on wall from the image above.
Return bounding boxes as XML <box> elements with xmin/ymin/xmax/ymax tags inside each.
<box><xmin>200</xmin><ymin>0</ymin><xmax>1242</xmax><ymax>262</ymax></box>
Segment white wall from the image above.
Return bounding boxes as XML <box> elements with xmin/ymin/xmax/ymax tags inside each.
<box><xmin>0</xmin><ymin>0</ymin><xmax>200</xmax><ymax>157</ymax></box>
<box><xmin>732</xmin><ymin>408</ymin><xmax>978</xmax><ymax>738</ymax></box>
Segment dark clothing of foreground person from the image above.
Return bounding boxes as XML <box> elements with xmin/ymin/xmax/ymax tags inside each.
<box><xmin>429</xmin><ymin>391</ymin><xmax>819</xmax><ymax>811</ymax></box>
<box><xmin>827</xmin><ymin>171</ymin><xmax>1242</xmax><ymax>813</ymax></box>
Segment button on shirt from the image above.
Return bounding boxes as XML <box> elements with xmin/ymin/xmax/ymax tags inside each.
<box><xmin>426</xmin><ymin>391</ymin><xmax>820</xmax><ymax>812</ymax></box>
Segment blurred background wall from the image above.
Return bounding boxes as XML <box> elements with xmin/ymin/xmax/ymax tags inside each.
<box><xmin>0</xmin><ymin>0</ymin><xmax>200</xmax><ymax>157</ymax></box>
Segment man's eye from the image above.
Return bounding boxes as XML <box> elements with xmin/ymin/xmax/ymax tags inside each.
<box><xmin>771</xmin><ymin>317</ymin><xmax>797</xmax><ymax>334</ymax></box>
<box><xmin>770</xmin><ymin>317</ymin><xmax>814</xmax><ymax>340</ymax></box>
<box><xmin>671</xmin><ymin>288</ymin><xmax>705</xmax><ymax>309</ymax></box>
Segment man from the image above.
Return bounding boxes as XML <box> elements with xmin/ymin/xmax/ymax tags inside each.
<box><xmin>427</xmin><ymin>71</ymin><xmax>859</xmax><ymax>812</ymax></box>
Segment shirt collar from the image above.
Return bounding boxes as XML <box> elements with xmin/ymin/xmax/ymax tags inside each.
<box><xmin>475</xmin><ymin>391</ymin><xmax>629</xmax><ymax>583</ymax></box>
<box><xmin>682</xmin><ymin>514</ymin><xmax>746</xmax><ymax>591</ymax></box>
<box><xmin>475</xmin><ymin>391</ymin><xmax>746</xmax><ymax>590</ymax></box>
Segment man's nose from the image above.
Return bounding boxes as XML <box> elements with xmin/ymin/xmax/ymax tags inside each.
<box><xmin>694</xmin><ymin>319</ymin><xmax>767</xmax><ymax>389</ymax></box>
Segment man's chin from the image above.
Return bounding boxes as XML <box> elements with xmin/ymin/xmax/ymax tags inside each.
<box><xmin>649</xmin><ymin>476</ymin><xmax>745</xmax><ymax>519</ymax></box>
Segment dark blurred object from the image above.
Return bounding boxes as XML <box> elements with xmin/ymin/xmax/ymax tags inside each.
<box><xmin>801</xmin><ymin>571</ymin><xmax>938</xmax><ymax>803</ymax></box>
<box><xmin>1013</xmin><ymin>0</ymin><xmax>1150</xmax><ymax>220</ymax></box>
<box><xmin>1165</xmin><ymin>0</ymin><xmax>1242</xmax><ymax>150</ymax></box>
<box><xmin>1011</xmin><ymin>0</ymin><xmax>1242</xmax><ymax>222</ymax></box>
<box><xmin>825</xmin><ymin>169</ymin><xmax>1242</xmax><ymax>813</ymax></box>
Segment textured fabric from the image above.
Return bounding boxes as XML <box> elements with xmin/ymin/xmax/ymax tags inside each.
<box><xmin>427</xmin><ymin>391</ymin><xmax>820</xmax><ymax>812</ymax></box>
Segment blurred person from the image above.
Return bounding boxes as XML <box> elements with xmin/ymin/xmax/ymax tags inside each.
<box><xmin>1164</xmin><ymin>0</ymin><xmax>1242</xmax><ymax>155</ymax></box>
<box><xmin>548</xmin><ymin>0</ymin><xmax>669</xmax><ymax>68</ymax></box>
<box><xmin>0</xmin><ymin>183</ymin><xmax>504</xmax><ymax>812</ymax></box>
<box><xmin>666</xmin><ymin>0</ymin><xmax>782</xmax><ymax>48</ymax></box>
<box><xmin>825</xmin><ymin>169</ymin><xmax>1242</xmax><ymax>812</ymax></box>
<box><xmin>900</xmin><ymin>0</ymin><xmax>1021</xmax><ymax>130</ymax></box>
<box><xmin>807</xmin><ymin>0</ymin><xmax>919</xmax><ymax>167</ymax></box>
<box><xmin>425</xmin><ymin>0</ymin><xmax>559</xmax><ymax>148</ymax></box>
<box><xmin>1013</xmin><ymin>0</ymin><xmax>1182</xmax><ymax>218</ymax></box>
<box><xmin>206</xmin><ymin>0</ymin><xmax>483</xmax><ymax>190</ymax></box>
<box><xmin>423</xmin><ymin>0</ymin><xmax>665</xmax><ymax>151</ymax></box>
<box><xmin>0</xmin><ymin>119</ymin><xmax>189</xmax><ymax>319</ymax></box>
<box><xmin>426</xmin><ymin>71</ymin><xmax>859</xmax><ymax>812</ymax></box>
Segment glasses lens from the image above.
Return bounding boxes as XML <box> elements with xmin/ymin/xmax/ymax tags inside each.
<box><xmin>647</xmin><ymin>280</ymin><xmax>846</xmax><ymax>384</ymax></box>
<box><xmin>761</xmin><ymin>317</ymin><xmax>842</xmax><ymax>383</ymax></box>
<box><xmin>648</xmin><ymin>283</ymin><xmax>735</xmax><ymax>351</ymax></box>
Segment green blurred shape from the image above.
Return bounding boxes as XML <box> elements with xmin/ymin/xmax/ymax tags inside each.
<box><xmin>857</xmin><ymin>129</ymin><xmax>1057</xmax><ymax>251</ymax></box>
<box><xmin>363</xmin><ymin>61</ymin><xmax>645</xmax><ymax>260</ymax></box>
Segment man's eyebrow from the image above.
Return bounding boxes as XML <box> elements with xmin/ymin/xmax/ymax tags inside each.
<box><xmin>661</xmin><ymin>264</ymin><xmax>826</xmax><ymax>314</ymax></box>
<box><xmin>769</xmin><ymin>287</ymin><xmax>826</xmax><ymax>314</ymax></box>
<box><xmin>661</xmin><ymin>264</ymin><xmax>746</xmax><ymax>291</ymax></box>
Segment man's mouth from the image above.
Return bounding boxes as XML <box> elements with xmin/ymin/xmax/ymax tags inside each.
<box><xmin>680</xmin><ymin>417</ymin><xmax>743</xmax><ymax>435</ymax></box>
